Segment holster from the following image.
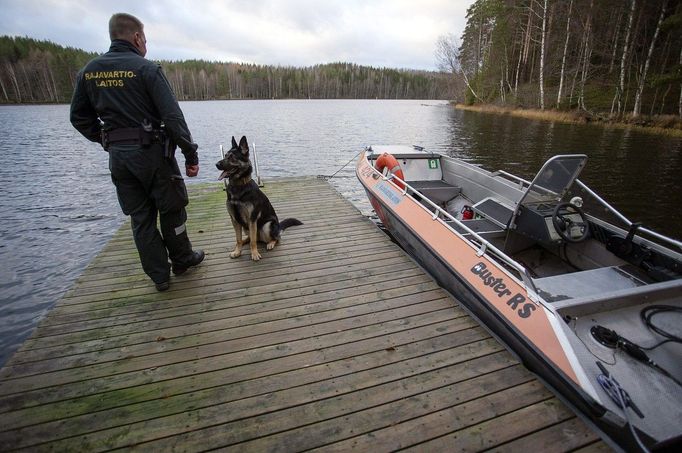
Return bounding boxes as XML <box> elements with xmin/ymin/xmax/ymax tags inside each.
<box><xmin>163</xmin><ymin>135</ymin><xmax>177</xmax><ymax>159</ymax></box>
<box><xmin>101</xmin><ymin>129</ymin><xmax>110</xmax><ymax>151</ymax></box>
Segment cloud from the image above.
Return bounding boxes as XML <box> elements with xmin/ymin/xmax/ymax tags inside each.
<box><xmin>0</xmin><ymin>0</ymin><xmax>472</xmax><ymax>70</ymax></box>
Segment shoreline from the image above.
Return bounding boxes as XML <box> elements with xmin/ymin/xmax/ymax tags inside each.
<box><xmin>0</xmin><ymin>98</ymin><xmax>449</xmax><ymax>107</ymax></box>
<box><xmin>454</xmin><ymin>103</ymin><xmax>682</xmax><ymax>138</ymax></box>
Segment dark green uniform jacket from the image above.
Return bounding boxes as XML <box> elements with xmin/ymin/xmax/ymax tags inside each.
<box><xmin>70</xmin><ymin>39</ymin><xmax>198</xmax><ymax>165</ymax></box>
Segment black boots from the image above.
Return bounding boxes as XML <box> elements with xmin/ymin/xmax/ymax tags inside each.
<box><xmin>172</xmin><ymin>250</ymin><xmax>205</xmax><ymax>276</ymax></box>
<box><xmin>154</xmin><ymin>250</ymin><xmax>205</xmax><ymax>291</ymax></box>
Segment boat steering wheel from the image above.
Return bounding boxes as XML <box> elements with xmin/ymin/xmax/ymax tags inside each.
<box><xmin>552</xmin><ymin>202</ymin><xmax>590</xmax><ymax>243</ymax></box>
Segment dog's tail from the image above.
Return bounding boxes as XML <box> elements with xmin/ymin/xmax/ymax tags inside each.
<box><xmin>280</xmin><ymin>218</ymin><xmax>303</xmax><ymax>231</ymax></box>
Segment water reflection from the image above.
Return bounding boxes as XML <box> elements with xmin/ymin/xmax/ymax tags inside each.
<box><xmin>446</xmin><ymin>110</ymin><xmax>681</xmax><ymax>238</ymax></box>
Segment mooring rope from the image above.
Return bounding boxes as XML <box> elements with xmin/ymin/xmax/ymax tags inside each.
<box><xmin>317</xmin><ymin>150</ymin><xmax>363</xmax><ymax>180</ymax></box>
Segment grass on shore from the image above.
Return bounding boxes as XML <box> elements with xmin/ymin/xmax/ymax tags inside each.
<box><xmin>455</xmin><ymin>104</ymin><xmax>682</xmax><ymax>137</ymax></box>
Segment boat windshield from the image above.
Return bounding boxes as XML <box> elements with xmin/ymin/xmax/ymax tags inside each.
<box><xmin>521</xmin><ymin>155</ymin><xmax>587</xmax><ymax>205</ymax></box>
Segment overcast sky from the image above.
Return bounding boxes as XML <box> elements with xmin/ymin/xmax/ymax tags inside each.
<box><xmin>0</xmin><ymin>0</ymin><xmax>473</xmax><ymax>71</ymax></box>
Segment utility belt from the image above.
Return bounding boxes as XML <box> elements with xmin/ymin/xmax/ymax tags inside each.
<box><xmin>101</xmin><ymin>127</ymin><xmax>176</xmax><ymax>158</ymax></box>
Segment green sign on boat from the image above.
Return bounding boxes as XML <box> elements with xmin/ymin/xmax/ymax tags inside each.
<box><xmin>428</xmin><ymin>159</ymin><xmax>439</xmax><ymax>169</ymax></box>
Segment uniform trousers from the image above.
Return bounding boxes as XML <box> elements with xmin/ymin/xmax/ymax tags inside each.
<box><xmin>108</xmin><ymin>144</ymin><xmax>194</xmax><ymax>284</ymax></box>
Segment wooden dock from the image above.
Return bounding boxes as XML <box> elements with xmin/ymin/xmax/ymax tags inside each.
<box><xmin>0</xmin><ymin>178</ymin><xmax>607</xmax><ymax>452</ymax></box>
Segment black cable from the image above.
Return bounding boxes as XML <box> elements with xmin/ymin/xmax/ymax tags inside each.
<box><xmin>639</xmin><ymin>338</ymin><xmax>673</xmax><ymax>351</ymax></box>
<box><xmin>652</xmin><ymin>363</ymin><xmax>682</xmax><ymax>388</ymax></box>
<box><xmin>640</xmin><ymin>305</ymin><xmax>682</xmax><ymax>344</ymax></box>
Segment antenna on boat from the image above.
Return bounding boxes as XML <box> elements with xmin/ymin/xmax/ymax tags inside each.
<box><xmin>252</xmin><ymin>141</ymin><xmax>263</xmax><ymax>187</ymax></box>
<box><xmin>220</xmin><ymin>144</ymin><xmax>228</xmax><ymax>191</ymax></box>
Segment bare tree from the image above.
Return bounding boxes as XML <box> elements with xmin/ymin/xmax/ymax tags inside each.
<box><xmin>5</xmin><ymin>62</ymin><xmax>21</xmax><ymax>103</ymax></box>
<box><xmin>608</xmin><ymin>8</ymin><xmax>624</xmax><ymax>74</ymax></box>
<box><xmin>612</xmin><ymin>0</ymin><xmax>637</xmax><ymax>116</ymax></box>
<box><xmin>633</xmin><ymin>0</ymin><xmax>668</xmax><ymax>117</ymax></box>
<box><xmin>578</xmin><ymin>0</ymin><xmax>594</xmax><ymax>111</ymax></box>
<box><xmin>538</xmin><ymin>0</ymin><xmax>548</xmax><ymax>110</ymax></box>
<box><xmin>556</xmin><ymin>0</ymin><xmax>573</xmax><ymax>108</ymax></box>
<box><xmin>435</xmin><ymin>33</ymin><xmax>481</xmax><ymax>102</ymax></box>
<box><xmin>0</xmin><ymin>70</ymin><xmax>8</xmax><ymax>101</ymax></box>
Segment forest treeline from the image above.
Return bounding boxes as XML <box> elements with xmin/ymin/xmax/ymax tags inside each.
<box><xmin>0</xmin><ymin>36</ymin><xmax>452</xmax><ymax>104</ymax></box>
<box><xmin>437</xmin><ymin>0</ymin><xmax>682</xmax><ymax>119</ymax></box>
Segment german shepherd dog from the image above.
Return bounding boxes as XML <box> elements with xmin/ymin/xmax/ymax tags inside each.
<box><xmin>216</xmin><ymin>136</ymin><xmax>302</xmax><ymax>261</ymax></box>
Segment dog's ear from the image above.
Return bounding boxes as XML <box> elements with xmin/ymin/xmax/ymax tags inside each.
<box><xmin>231</xmin><ymin>136</ymin><xmax>238</xmax><ymax>149</ymax></box>
<box><xmin>238</xmin><ymin>136</ymin><xmax>249</xmax><ymax>153</ymax></box>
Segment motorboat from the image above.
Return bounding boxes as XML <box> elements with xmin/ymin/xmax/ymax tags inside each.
<box><xmin>356</xmin><ymin>145</ymin><xmax>681</xmax><ymax>451</ymax></box>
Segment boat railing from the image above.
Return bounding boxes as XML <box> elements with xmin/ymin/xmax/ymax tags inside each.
<box><xmin>492</xmin><ymin>170</ymin><xmax>532</xmax><ymax>189</ymax></box>
<box><xmin>382</xmin><ymin>172</ymin><xmax>540</xmax><ymax>298</ymax></box>
<box><xmin>575</xmin><ymin>179</ymin><xmax>682</xmax><ymax>252</ymax></box>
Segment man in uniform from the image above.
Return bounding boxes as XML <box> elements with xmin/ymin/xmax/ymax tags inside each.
<box><xmin>70</xmin><ymin>12</ymin><xmax>204</xmax><ymax>291</ymax></box>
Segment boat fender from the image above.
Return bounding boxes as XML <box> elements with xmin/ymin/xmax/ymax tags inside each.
<box><xmin>375</xmin><ymin>152</ymin><xmax>405</xmax><ymax>190</ymax></box>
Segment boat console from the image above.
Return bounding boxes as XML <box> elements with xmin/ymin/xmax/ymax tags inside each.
<box><xmin>514</xmin><ymin>201</ymin><xmax>586</xmax><ymax>243</ymax></box>
<box><xmin>509</xmin><ymin>155</ymin><xmax>589</xmax><ymax>244</ymax></box>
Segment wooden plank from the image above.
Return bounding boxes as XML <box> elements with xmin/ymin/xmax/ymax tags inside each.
<box><xmin>306</xmin><ymin>381</ymin><xmax>553</xmax><ymax>452</ymax></box>
<box><xmin>57</xmin><ymin>250</ymin><xmax>416</xmax><ymax>305</ymax></box>
<box><xmin>2</xmin><ymin>330</ymin><xmax>499</xmax><ymax>448</ymax></box>
<box><xmin>2</xmin><ymin>289</ymin><xmax>453</xmax><ymax>379</ymax></box>
<box><xmin>488</xmin><ymin>417</ymin><xmax>602</xmax><ymax>452</ymax></box>
<box><xmin>38</xmin><ymin>265</ymin><xmax>429</xmax><ymax>329</ymax></box>
<box><xmin>573</xmin><ymin>441</ymin><xmax>616</xmax><ymax>452</ymax></box>
<box><xmin>121</xmin><ymin>367</ymin><xmax>544</xmax><ymax>451</ymax></box>
<box><xmin>0</xmin><ymin>307</ymin><xmax>466</xmax><ymax>410</ymax></box>
<box><xmin>402</xmin><ymin>398</ymin><xmax>579</xmax><ymax>452</ymax></box>
<box><xmin>0</xmin><ymin>301</ymin><xmax>456</xmax><ymax>394</ymax></box>
<box><xmin>18</xmin><ymin>272</ymin><xmax>436</xmax><ymax>353</ymax></box>
<box><xmin>11</xmin><ymin>277</ymin><xmax>441</xmax><ymax>363</ymax></box>
<box><xmin>2</xmin><ymin>321</ymin><xmax>489</xmax><ymax>430</ymax></box>
<box><xmin>0</xmin><ymin>178</ymin><xmax>604</xmax><ymax>452</ymax></box>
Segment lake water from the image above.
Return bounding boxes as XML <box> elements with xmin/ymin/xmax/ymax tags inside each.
<box><xmin>0</xmin><ymin>99</ymin><xmax>680</xmax><ymax>367</ymax></box>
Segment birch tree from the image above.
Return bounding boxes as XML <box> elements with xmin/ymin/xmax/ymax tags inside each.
<box><xmin>612</xmin><ymin>0</ymin><xmax>636</xmax><ymax>116</ymax></box>
<box><xmin>0</xmin><ymin>69</ymin><xmax>7</xmax><ymax>101</ymax></box>
<box><xmin>556</xmin><ymin>0</ymin><xmax>573</xmax><ymax>108</ymax></box>
<box><xmin>578</xmin><ymin>0</ymin><xmax>594</xmax><ymax>111</ymax></box>
<box><xmin>633</xmin><ymin>0</ymin><xmax>668</xmax><ymax>117</ymax></box>
<box><xmin>538</xmin><ymin>0</ymin><xmax>548</xmax><ymax>110</ymax></box>
<box><xmin>5</xmin><ymin>62</ymin><xmax>21</xmax><ymax>103</ymax></box>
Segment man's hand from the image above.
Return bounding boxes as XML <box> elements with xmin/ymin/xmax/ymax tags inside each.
<box><xmin>186</xmin><ymin>164</ymin><xmax>199</xmax><ymax>177</ymax></box>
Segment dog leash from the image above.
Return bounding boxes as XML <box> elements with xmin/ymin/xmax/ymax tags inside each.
<box><xmin>318</xmin><ymin>150</ymin><xmax>363</xmax><ymax>180</ymax></box>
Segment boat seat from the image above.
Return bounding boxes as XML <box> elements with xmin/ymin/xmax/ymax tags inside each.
<box><xmin>534</xmin><ymin>265</ymin><xmax>648</xmax><ymax>302</ymax></box>
<box><xmin>473</xmin><ymin>198</ymin><xmax>514</xmax><ymax>228</ymax></box>
<box><xmin>409</xmin><ymin>180</ymin><xmax>461</xmax><ymax>204</ymax></box>
<box><xmin>448</xmin><ymin>218</ymin><xmax>504</xmax><ymax>236</ymax></box>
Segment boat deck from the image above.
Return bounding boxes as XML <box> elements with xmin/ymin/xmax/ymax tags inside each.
<box><xmin>0</xmin><ymin>178</ymin><xmax>607</xmax><ymax>451</ymax></box>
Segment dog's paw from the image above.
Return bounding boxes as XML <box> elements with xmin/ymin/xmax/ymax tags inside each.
<box><xmin>251</xmin><ymin>250</ymin><xmax>261</xmax><ymax>261</ymax></box>
<box><xmin>266</xmin><ymin>240</ymin><xmax>277</xmax><ymax>251</ymax></box>
<box><xmin>229</xmin><ymin>249</ymin><xmax>242</xmax><ymax>258</ymax></box>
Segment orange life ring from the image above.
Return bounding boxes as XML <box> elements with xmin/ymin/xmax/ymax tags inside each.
<box><xmin>375</xmin><ymin>152</ymin><xmax>405</xmax><ymax>189</ymax></box>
